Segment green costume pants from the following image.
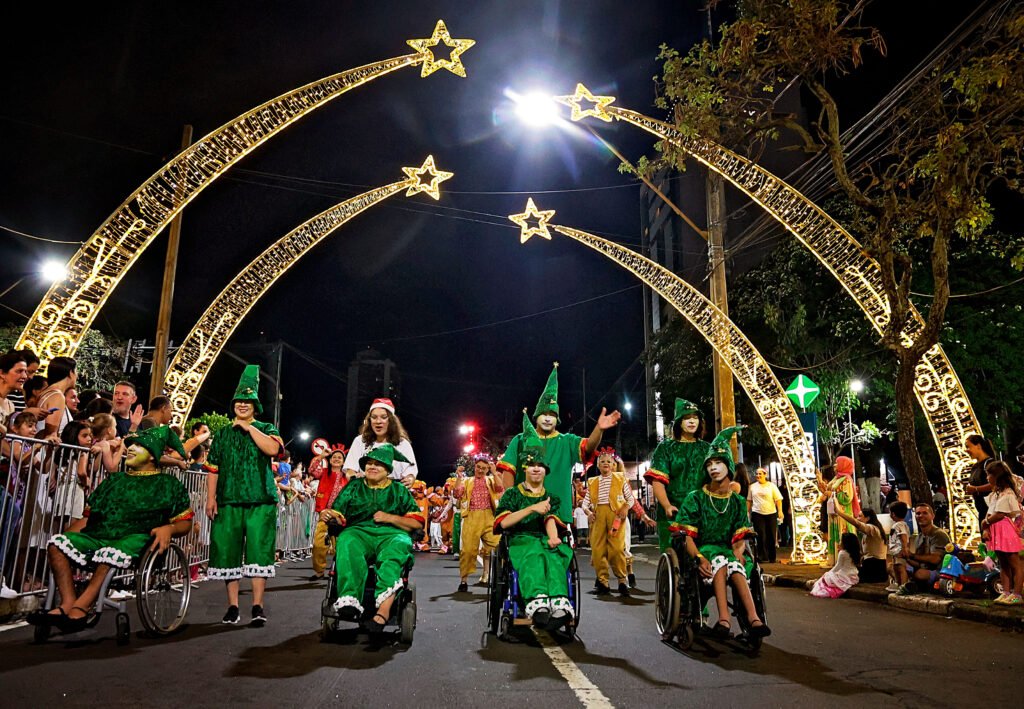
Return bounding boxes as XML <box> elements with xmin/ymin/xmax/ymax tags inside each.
<box><xmin>508</xmin><ymin>534</ymin><xmax>574</xmax><ymax>617</ymax></box>
<box><xmin>49</xmin><ymin>532</ymin><xmax>151</xmax><ymax>569</ymax></box>
<box><xmin>333</xmin><ymin>525</ymin><xmax>413</xmax><ymax>613</ymax></box>
<box><xmin>209</xmin><ymin>503</ymin><xmax>277</xmax><ymax>580</ymax></box>
<box><xmin>453</xmin><ymin>514</ymin><xmax>462</xmax><ymax>555</ymax></box>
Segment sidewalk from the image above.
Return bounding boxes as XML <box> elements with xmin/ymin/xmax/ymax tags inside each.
<box><xmin>630</xmin><ymin>542</ymin><xmax>1024</xmax><ymax>631</ymax></box>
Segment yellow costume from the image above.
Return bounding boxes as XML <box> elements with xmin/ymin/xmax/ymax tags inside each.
<box><xmin>458</xmin><ymin>475</ymin><xmax>502</xmax><ymax>579</ymax></box>
<box><xmin>584</xmin><ymin>471</ymin><xmax>629</xmax><ymax>587</ymax></box>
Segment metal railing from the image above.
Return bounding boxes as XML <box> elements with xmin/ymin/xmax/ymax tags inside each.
<box><xmin>276</xmin><ymin>492</ymin><xmax>315</xmax><ymax>557</ymax></box>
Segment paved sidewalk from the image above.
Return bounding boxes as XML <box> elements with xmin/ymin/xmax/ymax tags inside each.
<box><xmin>630</xmin><ymin>542</ymin><xmax>1024</xmax><ymax>631</ymax></box>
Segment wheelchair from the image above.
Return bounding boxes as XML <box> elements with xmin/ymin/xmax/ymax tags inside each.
<box><xmin>319</xmin><ymin>521</ymin><xmax>417</xmax><ymax>644</ymax></box>
<box><xmin>486</xmin><ymin>533</ymin><xmax>581</xmax><ymax>641</ymax></box>
<box><xmin>33</xmin><ymin>541</ymin><xmax>191</xmax><ymax>646</ymax></box>
<box><xmin>655</xmin><ymin>534</ymin><xmax>768</xmax><ymax>653</ymax></box>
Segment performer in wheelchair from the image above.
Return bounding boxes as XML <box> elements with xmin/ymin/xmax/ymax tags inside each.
<box><xmin>493</xmin><ymin>414</ymin><xmax>574</xmax><ymax>631</ymax></box>
<box><xmin>318</xmin><ymin>443</ymin><xmax>424</xmax><ymax>632</ymax></box>
<box><xmin>672</xmin><ymin>435</ymin><xmax>771</xmax><ymax>639</ymax></box>
<box><xmin>28</xmin><ymin>425</ymin><xmax>193</xmax><ymax>633</ymax></box>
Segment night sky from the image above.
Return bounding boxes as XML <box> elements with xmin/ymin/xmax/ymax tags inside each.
<box><xmin>1</xmin><ymin>1</ymin><xmax>977</xmax><ymax>482</ymax></box>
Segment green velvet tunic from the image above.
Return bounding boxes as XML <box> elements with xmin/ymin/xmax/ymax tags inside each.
<box><xmin>672</xmin><ymin>486</ymin><xmax>754</xmax><ymax>565</ymax></box>
<box><xmin>646</xmin><ymin>438</ymin><xmax>712</xmax><ymax>514</ymax></box>
<box><xmin>205</xmin><ymin>421</ymin><xmax>281</xmax><ymax>505</ymax></box>
<box><xmin>331</xmin><ymin>478</ymin><xmax>421</xmax><ymax>525</ymax></box>
<box><xmin>84</xmin><ymin>470</ymin><xmax>193</xmax><ymax>539</ymax></box>
<box><xmin>499</xmin><ymin>431</ymin><xmax>585</xmax><ymax>524</ymax></box>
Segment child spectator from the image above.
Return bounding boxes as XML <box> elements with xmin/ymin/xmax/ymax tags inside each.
<box><xmin>811</xmin><ymin>532</ymin><xmax>861</xmax><ymax>598</ymax></box>
<box><xmin>886</xmin><ymin>501</ymin><xmax>910</xmax><ymax>592</ymax></box>
<box><xmin>573</xmin><ymin>504</ymin><xmax>589</xmax><ymax>548</ymax></box>
<box><xmin>981</xmin><ymin>460</ymin><xmax>1023</xmax><ymax>604</ymax></box>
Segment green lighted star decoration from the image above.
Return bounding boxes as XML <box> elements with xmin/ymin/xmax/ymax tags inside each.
<box><xmin>785</xmin><ymin>375</ymin><xmax>821</xmax><ymax>409</ymax></box>
<box><xmin>407</xmin><ymin>20</ymin><xmax>476</xmax><ymax>78</ymax></box>
<box><xmin>402</xmin><ymin>155</ymin><xmax>453</xmax><ymax>200</ymax></box>
<box><xmin>509</xmin><ymin>198</ymin><xmax>556</xmax><ymax>243</ymax></box>
<box><xmin>553</xmin><ymin>83</ymin><xmax>616</xmax><ymax>122</ymax></box>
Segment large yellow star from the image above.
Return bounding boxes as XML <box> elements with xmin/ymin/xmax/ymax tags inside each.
<box><xmin>402</xmin><ymin>155</ymin><xmax>454</xmax><ymax>200</ymax></box>
<box><xmin>553</xmin><ymin>83</ymin><xmax>616</xmax><ymax>122</ymax></box>
<box><xmin>407</xmin><ymin>20</ymin><xmax>476</xmax><ymax>78</ymax></box>
<box><xmin>509</xmin><ymin>198</ymin><xmax>556</xmax><ymax>243</ymax></box>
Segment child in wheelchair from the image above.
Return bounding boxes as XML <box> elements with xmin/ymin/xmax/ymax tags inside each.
<box><xmin>493</xmin><ymin>418</ymin><xmax>574</xmax><ymax>631</ymax></box>
<box><xmin>672</xmin><ymin>439</ymin><xmax>770</xmax><ymax>639</ymax></box>
<box><xmin>318</xmin><ymin>443</ymin><xmax>423</xmax><ymax>632</ymax></box>
<box><xmin>27</xmin><ymin>425</ymin><xmax>193</xmax><ymax>634</ymax></box>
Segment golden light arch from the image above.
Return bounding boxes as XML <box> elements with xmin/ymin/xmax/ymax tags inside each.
<box><xmin>165</xmin><ymin>157</ymin><xmax>453</xmax><ymax>425</ymax></box>
<box><xmin>15</xmin><ymin>20</ymin><xmax>473</xmax><ymax>362</ymax></box>
<box><xmin>556</xmin><ymin>85</ymin><xmax>981</xmax><ymax>544</ymax></box>
<box><xmin>509</xmin><ymin>200</ymin><xmax>825</xmax><ymax>562</ymax></box>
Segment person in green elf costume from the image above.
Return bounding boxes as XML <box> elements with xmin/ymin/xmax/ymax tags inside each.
<box><xmin>204</xmin><ymin>364</ymin><xmax>284</xmax><ymax>627</ymax></box>
<box><xmin>498</xmin><ymin>363</ymin><xmax>620</xmax><ymax>526</ymax></box>
<box><xmin>645</xmin><ymin>397</ymin><xmax>743</xmax><ymax>552</ymax></box>
<box><xmin>494</xmin><ymin>413</ymin><xmax>575</xmax><ymax>631</ymax></box>
<box><xmin>30</xmin><ymin>425</ymin><xmax>193</xmax><ymax>634</ymax></box>
<box><xmin>671</xmin><ymin>434</ymin><xmax>770</xmax><ymax>639</ymax></box>
<box><xmin>319</xmin><ymin>443</ymin><xmax>424</xmax><ymax>632</ymax></box>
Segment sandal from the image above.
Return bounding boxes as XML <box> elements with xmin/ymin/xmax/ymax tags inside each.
<box><xmin>57</xmin><ymin>606</ymin><xmax>93</xmax><ymax>634</ymax></box>
<box><xmin>748</xmin><ymin>620</ymin><xmax>772</xmax><ymax>638</ymax></box>
<box><xmin>712</xmin><ymin>620</ymin><xmax>732</xmax><ymax>638</ymax></box>
<box><xmin>364</xmin><ymin>613</ymin><xmax>388</xmax><ymax>633</ymax></box>
<box><xmin>27</xmin><ymin>607</ymin><xmax>66</xmax><ymax>626</ymax></box>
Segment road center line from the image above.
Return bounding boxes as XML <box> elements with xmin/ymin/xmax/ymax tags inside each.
<box><xmin>532</xmin><ymin>628</ymin><xmax>615</xmax><ymax>709</ymax></box>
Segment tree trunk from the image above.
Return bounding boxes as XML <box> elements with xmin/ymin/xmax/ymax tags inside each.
<box><xmin>894</xmin><ymin>355</ymin><xmax>931</xmax><ymax>504</ymax></box>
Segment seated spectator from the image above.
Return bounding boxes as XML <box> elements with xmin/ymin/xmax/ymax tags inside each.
<box><xmin>835</xmin><ymin>506</ymin><xmax>888</xmax><ymax>583</ymax></box>
<box><xmin>811</xmin><ymin>532</ymin><xmax>861</xmax><ymax>598</ymax></box>
<box><xmin>899</xmin><ymin>503</ymin><xmax>951</xmax><ymax>594</ymax></box>
<box><xmin>27</xmin><ymin>426</ymin><xmax>192</xmax><ymax>634</ymax></box>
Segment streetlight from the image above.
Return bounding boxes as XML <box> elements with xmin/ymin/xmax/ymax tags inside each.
<box><xmin>623</xmin><ymin>400</ymin><xmax>633</xmax><ymax>415</ymax></box>
<box><xmin>847</xmin><ymin>379</ymin><xmax>865</xmax><ymax>463</ymax></box>
<box><xmin>40</xmin><ymin>260</ymin><xmax>67</xmax><ymax>283</ymax></box>
<box><xmin>514</xmin><ymin>91</ymin><xmax>560</xmax><ymax>127</ymax></box>
<box><xmin>298</xmin><ymin>431</ymin><xmax>310</xmax><ymax>442</ymax></box>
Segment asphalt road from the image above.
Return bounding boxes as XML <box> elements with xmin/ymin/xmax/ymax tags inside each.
<box><xmin>1</xmin><ymin>547</ymin><xmax>1021</xmax><ymax>708</ymax></box>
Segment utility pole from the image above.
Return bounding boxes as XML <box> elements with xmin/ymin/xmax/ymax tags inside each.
<box><xmin>707</xmin><ymin>171</ymin><xmax>738</xmax><ymax>458</ymax></box>
<box><xmin>150</xmin><ymin>124</ymin><xmax>193</xmax><ymax>402</ymax></box>
<box><xmin>273</xmin><ymin>340</ymin><xmax>284</xmax><ymax>430</ymax></box>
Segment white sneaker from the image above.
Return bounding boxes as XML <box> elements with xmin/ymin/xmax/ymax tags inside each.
<box><xmin>0</xmin><ymin>581</ymin><xmax>17</xmax><ymax>600</ymax></box>
<box><xmin>885</xmin><ymin>584</ymin><xmax>899</xmax><ymax>593</ymax></box>
<box><xmin>108</xmin><ymin>589</ymin><xmax>134</xmax><ymax>600</ymax></box>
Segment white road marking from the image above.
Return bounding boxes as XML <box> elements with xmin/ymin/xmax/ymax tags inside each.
<box><xmin>0</xmin><ymin>621</ymin><xmax>28</xmax><ymax>633</ymax></box>
<box><xmin>533</xmin><ymin>628</ymin><xmax>615</xmax><ymax>709</ymax></box>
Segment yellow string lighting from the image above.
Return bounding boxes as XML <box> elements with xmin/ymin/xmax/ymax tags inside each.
<box><xmin>555</xmin><ymin>84</ymin><xmax>981</xmax><ymax>545</ymax></box>
<box><xmin>508</xmin><ymin>202</ymin><xmax>826</xmax><ymax>563</ymax></box>
<box><xmin>166</xmin><ymin>157</ymin><xmax>452</xmax><ymax>425</ymax></box>
<box><xmin>406</xmin><ymin>20</ymin><xmax>476</xmax><ymax>78</ymax></box>
<box><xmin>508</xmin><ymin>198</ymin><xmax>556</xmax><ymax>243</ymax></box>
<box><xmin>16</xmin><ymin>21</ymin><xmax>473</xmax><ymax>365</ymax></box>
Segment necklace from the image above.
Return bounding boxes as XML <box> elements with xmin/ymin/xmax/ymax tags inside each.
<box><xmin>707</xmin><ymin>488</ymin><xmax>731</xmax><ymax>515</ymax></box>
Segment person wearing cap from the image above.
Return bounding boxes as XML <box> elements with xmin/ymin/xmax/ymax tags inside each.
<box><xmin>319</xmin><ymin>443</ymin><xmax>425</xmax><ymax>633</ymax></box>
<box><xmin>344</xmin><ymin>398</ymin><xmax>418</xmax><ymax>487</ymax></box>
<box><xmin>494</xmin><ymin>414</ymin><xmax>574</xmax><ymax>630</ymax></box>
<box><xmin>30</xmin><ymin>425</ymin><xmax>193</xmax><ymax>634</ymax></box>
<box><xmin>308</xmin><ymin>445</ymin><xmax>350</xmax><ymax>580</ymax></box>
<box><xmin>454</xmin><ymin>453</ymin><xmax>503</xmax><ymax>591</ymax></box>
<box><xmin>672</xmin><ymin>430</ymin><xmax>770</xmax><ymax>639</ymax></box>
<box><xmin>645</xmin><ymin>397</ymin><xmax>742</xmax><ymax>552</ymax></box>
<box><xmin>204</xmin><ymin>365</ymin><xmax>284</xmax><ymax>627</ymax></box>
<box><xmin>498</xmin><ymin>363</ymin><xmax>620</xmax><ymax>529</ymax></box>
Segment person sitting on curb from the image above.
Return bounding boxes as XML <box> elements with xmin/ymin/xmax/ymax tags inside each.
<box><xmin>28</xmin><ymin>426</ymin><xmax>192</xmax><ymax>633</ymax></box>
<box><xmin>319</xmin><ymin>444</ymin><xmax>424</xmax><ymax>633</ymax></box>
<box><xmin>899</xmin><ymin>502</ymin><xmax>951</xmax><ymax>595</ymax></box>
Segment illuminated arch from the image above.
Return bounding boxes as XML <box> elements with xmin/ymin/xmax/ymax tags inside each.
<box><xmin>509</xmin><ymin>200</ymin><xmax>824</xmax><ymax>562</ymax></box>
<box><xmin>165</xmin><ymin>157</ymin><xmax>452</xmax><ymax>425</ymax></box>
<box><xmin>556</xmin><ymin>86</ymin><xmax>980</xmax><ymax>544</ymax></box>
<box><xmin>16</xmin><ymin>20</ymin><xmax>473</xmax><ymax>362</ymax></box>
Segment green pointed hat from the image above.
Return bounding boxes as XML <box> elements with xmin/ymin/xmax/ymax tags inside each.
<box><xmin>702</xmin><ymin>425</ymin><xmax>745</xmax><ymax>475</ymax></box>
<box><xmin>126</xmin><ymin>424</ymin><xmax>186</xmax><ymax>462</ymax></box>
<box><xmin>517</xmin><ymin>409</ymin><xmax>547</xmax><ymax>470</ymax></box>
<box><xmin>532</xmin><ymin>362</ymin><xmax>560</xmax><ymax>422</ymax></box>
<box><xmin>359</xmin><ymin>443</ymin><xmax>410</xmax><ymax>473</ymax></box>
<box><xmin>232</xmin><ymin>364</ymin><xmax>263</xmax><ymax>414</ymax></box>
<box><xmin>673</xmin><ymin>397</ymin><xmax>701</xmax><ymax>422</ymax></box>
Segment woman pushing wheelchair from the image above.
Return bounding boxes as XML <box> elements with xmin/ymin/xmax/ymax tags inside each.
<box><xmin>318</xmin><ymin>443</ymin><xmax>423</xmax><ymax>633</ymax></box>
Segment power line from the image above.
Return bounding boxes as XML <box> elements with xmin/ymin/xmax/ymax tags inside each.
<box><xmin>0</xmin><ymin>224</ymin><xmax>85</xmax><ymax>245</ymax></box>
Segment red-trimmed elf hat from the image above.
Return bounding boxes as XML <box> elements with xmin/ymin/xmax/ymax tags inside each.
<box><xmin>369</xmin><ymin>398</ymin><xmax>396</xmax><ymax>415</ymax></box>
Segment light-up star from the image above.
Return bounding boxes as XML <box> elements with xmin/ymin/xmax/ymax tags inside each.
<box><xmin>553</xmin><ymin>83</ymin><xmax>616</xmax><ymax>122</ymax></box>
<box><xmin>509</xmin><ymin>198</ymin><xmax>556</xmax><ymax>243</ymax></box>
<box><xmin>407</xmin><ymin>20</ymin><xmax>476</xmax><ymax>78</ymax></box>
<box><xmin>402</xmin><ymin>155</ymin><xmax>453</xmax><ymax>200</ymax></box>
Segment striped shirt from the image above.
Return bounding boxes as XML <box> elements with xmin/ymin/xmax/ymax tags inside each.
<box><xmin>583</xmin><ymin>474</ymin><xmax>635</xmax><ymax>509</ymax></box>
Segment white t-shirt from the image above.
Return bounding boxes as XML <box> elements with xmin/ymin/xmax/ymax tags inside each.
<box><xmin>748</xmin><ymin>481</ymin><xmax>783</xmax><ymax>515</ymax></box>
<box><xmin>986</xmin><ymin>488</ymin><xmax>1022</xmax><ymax>516</ymax></box>
<box><xmin>344</xmin><ymin>436</ymin><xmax>418</xmax><ymax>481</ymax></box>
<box><xmin>573</xmin><ymin>506</ymin><xmax>589</xmax><ymax>530</ymax></box>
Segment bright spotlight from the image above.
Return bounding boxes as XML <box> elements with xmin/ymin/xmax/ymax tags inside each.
<box><xmin>624</xmin><ymin>401</ymin><xmax>633</xmax><ymax>412</ymax></box>
<box><xmin>40</xmin><ymin>260</ymin><xmax>66</xmax><ymax>282</ymax></box>
<box><xmin>515</xmin><ymin>92</ymin><xmax>559</xmax><ymax>127</ymax></box>
<box><xmin>298</xmin><ymin>431</ymin><xmax>310</xmax><ymax>442</ymax></box>
<box><xmin>462</xmin><ymin>443</ymin><xmax>475</xmax><ymax>453</ymax></box>
<box><xmin>849</xmin><ymin>379</ymin><xmax>865</xmax><ymax>394</ymax></box>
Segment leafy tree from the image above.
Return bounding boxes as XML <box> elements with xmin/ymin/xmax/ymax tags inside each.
<box><xmin>0</xmin><ymin>323</ymin><xmax>126</xmax><ymax>391</ymax></box>
<box><xmin>650</xmin><ymin>0</ymin><xmax>1024</xmax><ymax>502</ymax></box>
<box><xmin>184</xmin><ymin>411</ymin><xmax>232</xmax><ymax>437</ymax></box>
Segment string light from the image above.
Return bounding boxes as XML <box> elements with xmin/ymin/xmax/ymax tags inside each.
<box><xmin>508</xmin><ymin>198</ymin><xmax>556</xmax><ymax>243</ymax></box>
<box><xmin>406</xmin><ymin>20</ymin><xmax>476</xmax><ymax>78</ymax></box>
<box><xmin>556</xmin><ymin>84</ymin><xmax>981</xmax><ymax>545</ymax></box>
<box><xmin>166</xmin><ymin>157</ymin><xmax>452</xmax><ymax>425</ymax></box>
<box><xmin>16</xmin><ymin>21</ymin><xmax>472</xmax><ymax>365</ymax></box>
<box><xmin>509</xmin><ymin>202</ymin><xmax>826</xmax><ymax>562</ymax></box>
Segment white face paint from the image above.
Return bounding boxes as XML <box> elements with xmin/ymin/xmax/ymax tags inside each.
<box><xmin>680</xmin><ymin>415</ymin><xmax>700</xmax><ymax>436</ymax></box>
<box><xmin>125</xmin><ymin>443</ymin><xmax>152</xmax><ymax>469</ymax></box>
<box><xmin>536</xmin><ymin>413</ymin><xmax>557</xmax><ymax>433</ymax></box>
<box><xmin>706</xmin><ymin>458</ymin><xmax>730</xmax><ymax>483</ymax></box>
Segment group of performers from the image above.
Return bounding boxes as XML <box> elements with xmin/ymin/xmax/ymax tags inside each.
<box><xmin>26</xmin><ymin>359</ymin><xmax>768</xmax><ymax>640</ymax></box>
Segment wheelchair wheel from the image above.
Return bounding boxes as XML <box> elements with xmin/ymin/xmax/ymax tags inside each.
<box><xmin>320</xmin><ymin>615</ymin><xmax>337</xmax><ymax>642</ymax></box>
<box><xmin>115</xmin><ymin>612</ymin><xmax>130</xmax><ymax>646</ymax></box>
<box><xmin>136</xmin><ymin>543</ymin><xmax>190</xmax><ymax>636</ymax></box>
<box><xmin>497</xmin><ymin>613</ymin><xmax>512</xmax><ymax>641</ymax></box>
<box><xmin>655</xmin><ymin>549</ymin><xmax>681</xmax><ymax>637</ymax></box>
<box><xmin>399</xmin><ymin>585</ymin><xmax>416</xmax><ymax>645</ymax></box>
<box><xmin>568</xmin><ymin>553</ymin><xmax>581</xmax><ymax>625</ymax></box>
<box><xmin>488</xmin><ymin>548</ymin><xmax>508</xmax><ymax>635</ymax></box>
<box><xmin>677</xmin><ymin>624</ymin><xmax>695</xmax><ymax>650</ymax></box>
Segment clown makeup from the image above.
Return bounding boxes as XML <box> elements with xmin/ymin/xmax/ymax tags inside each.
<box><xmin>679</xmin><ymin>414</ymin><xmax>700</xmax><ymax>437</ymax></box>
<box><xmin>706</xmin><ymin>458</ymin><xmax>730</xmax><ymax>483</ymax></box>
<box><xmin>597</xmin><ymin>454</ymin><xmax>615</xmax><ymax>475</ymax></box>
<box><xmin>370</xmin><ymin>408</ymin><xmax>390</xmax><ymax>439</ymax></box>
<box><xmin>536</xmin><ymin>413</ymin><xmax>557</xmax><ymax>434</ymax></box>
<box><xmin>474</xmin><ymin>461</ymin><xmax>490</xmax><ymax>477</ymax></box>
<box><xmin>364</xmin><ymin>460</ymin><xmax>389</xmax><ymax>484</ymax></box>
<box><xmin>125</xmin><ymin>443</ymin><xmax>153</xmax><ymax>469</ymax></box>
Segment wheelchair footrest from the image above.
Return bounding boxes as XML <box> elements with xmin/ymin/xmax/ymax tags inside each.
<box><xmin>513</xmin><ymin>618</ymin><xmax>533</xmax><ymax>626</ymax></box>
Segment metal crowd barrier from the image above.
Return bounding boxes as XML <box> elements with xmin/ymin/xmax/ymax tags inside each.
<box><xmin>0</xmin><ymin>433</ymin><xmax>210</xmax><ymax>603</ymax></box>
<box><xmin>276</xmin><ymin>492</ymin><xmax>314</xmax><ymax>557</ymax></box>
